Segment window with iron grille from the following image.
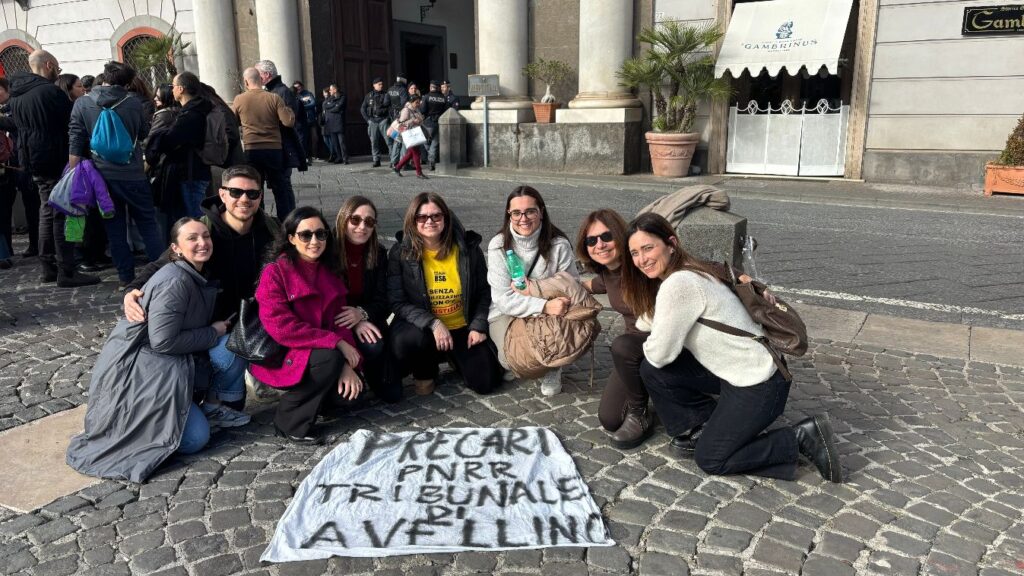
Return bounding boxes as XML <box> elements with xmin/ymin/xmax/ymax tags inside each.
<box><xmin>121</xmin><ymin>34</ymin><xmax>170</xmax><ymax>88</ymax></box>
<box><xmin>0</xmin><ymin>46</ymin><xmax>31</xmax><ymax>76</ymax></box>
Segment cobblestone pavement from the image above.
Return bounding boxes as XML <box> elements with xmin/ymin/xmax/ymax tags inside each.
<box><xmin>0</xmin><ymin>164</ymin><xmax>1022</xmax><ymax>575</ymax></box>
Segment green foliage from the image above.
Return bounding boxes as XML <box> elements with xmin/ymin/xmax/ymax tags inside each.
<box><xmin>126</xmin><ymin>33</ymin><xmax>191</xmax><ymax>85</ymax></box>
<box><xmin>521</xmin><ymin>57</ymin><xmax>573</xmax><ymax>103</ymax></box>
<box><xmin>617</xmin><ymin>21</ymin><xmax>733</xmax><ymax>133</ymax></box>
<box><xmin>998</xmin><ymin>113</ymin><xmax>1024</xmax><ymax>166</ymax></box>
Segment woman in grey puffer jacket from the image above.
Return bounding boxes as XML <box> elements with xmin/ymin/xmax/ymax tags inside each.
<box><xmin>486</xmin><ymin>186</ymin><xmax>578</xmax><ymax>396</ymax></box>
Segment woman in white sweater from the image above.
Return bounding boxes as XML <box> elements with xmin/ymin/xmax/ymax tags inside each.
<box><xmin>486</xmin><ymin>186</ymin><xmax>578</xmax><ymax>395</ymax></box>
<box><xmin>623</xmin><ymin>213</ymin><xmax>842</xmax><ymax>483</ymax></box>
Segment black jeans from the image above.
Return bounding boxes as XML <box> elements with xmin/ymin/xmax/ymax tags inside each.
<box><xmin>356</xmin><ymin>333</ymin><xmax>401</xmax><ymax>403</ymax></box>
<box><xmin>0</xmin><ymin>173</ymin><xmax>39</xmax><ymax>254</ymax></box>
<box><xmin>390</xmin><ymin>320</ymin><xmax>501</xmax><ymax>394</ymax></box>
<box><xmin>640</xmin><ymin>350</ymin><xmax>798</xmax><ymax>480</ymax></box>
<box><xmin>35</xmin><ymin>177</ymin><xmax>77</xmax><ymax>273</ymax></box>
<box><xmin>599</xmin><ymin>332</ymin><xmax>650</xmax><ymax>431</ymax></box>
<box><xmin>326</xmin><ymin>131</ymin><xmax>347</xmax><ymax>161</ymax></box>
<box><xmin>275</xmin><ymin>348</ymin><xmax>351</xmax><ymax>437</ymax></box>
<box><xmin>245</xmin><ymin>148</ymin><xmax>294</xmax><ymax>219</ymax></box>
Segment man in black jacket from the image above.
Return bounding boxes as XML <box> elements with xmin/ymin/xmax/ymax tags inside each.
<box><xmin>420</xmin><ymin>80</ymin><xmax>449</xmax><ymax>171</ymax></box>
<box><xmin>256</xmin><ymin>60</ymin><xmax>306</xmax><ymax>215</ymax></box>
<box><xmin>360</xmin><ymin>77</ymin><xmax>389</xmax><ymax>168</ymax></box>
<box><xmin>161</xmin><ymin>71</ymin><xmax>212</xmax><ymax>219</ymax></box>
<box><xmin>386</xmin><ymin>74</ymin><xmax>409</xmax><ymax>167</ymax></box>
<box><xmin>123</xmin><ymin>164</ymin><xmax>280</xmax><ymax>414</ymax></box>
<box><xmin>9</xmin><ymin>50</ymin><xmax>98</xmax><ymax>286</ymax></box>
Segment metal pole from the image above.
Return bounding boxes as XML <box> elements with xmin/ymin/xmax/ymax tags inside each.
<box><xmin>483</xmin><ymin>96</ymin><xmax>490</xmax><ymax>168</ymax></box>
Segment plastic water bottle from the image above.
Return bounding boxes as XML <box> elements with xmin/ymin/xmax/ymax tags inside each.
<box><xmin>742</xmin><ymin>236</ymin><xmax>760</xmax><ymax>282</ymax></box>
<box><xmin>506</xmin><ymin>250</ymin><xmax>527</xmax><ymax>290</ymax></box>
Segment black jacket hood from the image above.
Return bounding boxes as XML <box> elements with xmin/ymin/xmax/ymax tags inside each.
<box><xmin>9</xmin><ymin>72</ymin><xmax>55</xmax><ymax>98</ymax></box>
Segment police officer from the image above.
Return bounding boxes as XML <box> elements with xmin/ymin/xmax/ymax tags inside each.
<box><xmin>386</xmin><ymin>74</ymin><xmax>409</xmax><ymax>167</ymax></box>
<box><xmin>441</xmin><ymin>79</ymin><xmax>459</xmax><ymax>110</ymax></box>
<box><xmin>360</xmin><ymin>77</ymin><xmax>390</xmax><ymax>168</ymax></box>
<box><xmin>420</xmin><ymin>80</ymin><xmax>449</xmax><ymax>171</ymax></box>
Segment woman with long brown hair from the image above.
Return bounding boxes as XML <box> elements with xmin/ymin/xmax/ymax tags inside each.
<box><xmin>622</xmin><ymin>213</ymin><xmax>842</xmax><ymax>483</ymax></box>
<box><xmin>387</xmin><ymin>192</ymin><xmax>500</xmax><ymax>395</ymax></box>
<box><xmin>486</xmin><ymin>186</ymin><xmax>577</xmax><ymax>395</ymax></box>
<box><xmin>332</xmin><ymin>195</ymin><xmax>400</xmax><ymax>402</ymax></box>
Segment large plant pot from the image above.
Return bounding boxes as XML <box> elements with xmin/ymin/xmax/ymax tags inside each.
<box><xmin>532</xmin><ymin>102</ymin><xmax>559</xmax><ymax>124</ymax></box>
<box><xmin>646</xmin><ymin>131</ymin><xmax>700</xmax><ymax>177</ymax></box>
<box><xmin>984</xmin><ymin>162</ymin><xmax>1024</xmax><ymax>196</ymax></box>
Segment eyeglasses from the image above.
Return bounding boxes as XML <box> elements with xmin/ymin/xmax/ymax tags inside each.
<box><xmin>220</xmin><ymin>186</ymin><xmax>262</xmax><ymax>200</ymax></box>
<box><xmin>295</xmin><ymin>229</ymin><xmax>328</xmax><ymax>243</ymax></box>
<box><xmin>348</xmin><ymin>215</ymin><xmax>376</xmax><ymax>228</ymax></box>
<box><xmin>584</xmin><ymin>231</ymin><xmax>614</xmax><ymax>247</ymax></box>
<box><xmin>509</xmin><ymin>208</ymin><xmax>540</xmax><ymax>221</ymax></box>
<box><xmin>415</xmin><ymin>213</ymin><xmax>445</xmax><ymax>224</ymax></box>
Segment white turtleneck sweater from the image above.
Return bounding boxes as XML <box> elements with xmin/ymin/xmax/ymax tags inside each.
<box><xmin>486</xmin><ymin>225</ymin><xmax>578</xmax><ymax>321</ymax></box>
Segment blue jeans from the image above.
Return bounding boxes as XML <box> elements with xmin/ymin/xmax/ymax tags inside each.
<box><xmin>208</xmin><ymin>335</ymin><xmax>246</xmax><ymax>403</ymax></box>
<box><xmin>388</xmin><ymin>131</ymin><xmax>404</xmax><ymax>166</ymax></box>
<box><xmin>181</xmin><ymin>180</ymin><xmax>209</xmax><ymax>218</ymax></box>
<box><xmin>103</xmin><ymin>179</ymin><xmax>164</xmax><ymax>282</ymax></box>
<box><xmin>178</xmin><ymin>403</ymin><xmax>210</xmax><ymax>454</ymax></box>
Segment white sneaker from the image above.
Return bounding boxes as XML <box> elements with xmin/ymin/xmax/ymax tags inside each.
<box><xmin>202</xmin><ymin>404</ymin><xmax>251</xmax><ymax>428</ymax></box>
<box><xmin>539</xmin><ymin>368</ymin><xmax>562</xmax><ymax>396</ymax></box>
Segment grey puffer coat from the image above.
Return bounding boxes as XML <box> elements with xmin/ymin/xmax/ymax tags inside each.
<box><xmin>66</xmin><ymin>261</ymin><xmax>219</xmax><ymax>483</ymax></box>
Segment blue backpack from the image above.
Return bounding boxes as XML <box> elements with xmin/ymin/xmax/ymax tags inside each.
<box><xmin>90</xmin><ymin>95</ymin><xmax>134</xmax><ymax>165</ymax></box>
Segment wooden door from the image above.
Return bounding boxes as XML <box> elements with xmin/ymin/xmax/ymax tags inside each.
<box><xmin>310</xmin><ymin>0</ymin><xmax>392</xmax><ymax>157</ymax></box>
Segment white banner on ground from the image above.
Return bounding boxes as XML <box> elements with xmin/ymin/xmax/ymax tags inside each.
<box><xmin>261</xmin><ymin>427</ymin><xmax>614</xmax><ymax>561</ymax></box>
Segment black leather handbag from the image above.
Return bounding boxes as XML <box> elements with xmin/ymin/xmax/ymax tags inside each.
<box><xmin>226</xmin><ymin>297</ymin><xmax>286</xmax><ymax>367</ymax></box>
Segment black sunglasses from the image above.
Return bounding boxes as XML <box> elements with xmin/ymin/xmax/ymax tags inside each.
<box><xmin>295</xmin><ymin>229</ymin><xmax>328</xmax><ymax>243</ymax></box>
<box><xmin>220</xmin><ymin>186</ymin><xmax>262</xmax><ymax>200</ymax></box>
<box><xmin>348</xmin><ymin>215</ymin><xmax>376</xmax><ymax>228</ymax></box>
<box><xmin>415</xmin><ymin>213</ymin><xmax>445</xmax><ymax>224</ymax></box>
<box><xmin>584</xmin><ymin>231</ymin><xmax>614</xmax><ymax>247</ymax></box>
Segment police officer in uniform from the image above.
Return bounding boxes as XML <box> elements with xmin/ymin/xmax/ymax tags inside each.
<box><xmin>420</xmin><ymin>80</ymin><xmax>449</xmax><ymax>171</ymax></box>
<box><xmin>360</xmin><ymin>77</ymin><xmax>390</xmax><ymax>168</ymax></box>
<box><xmin>386</xmin><ymin>74</ymin><xmax>409</xmax><ymax>168</ymax></box>
<box><xmin>441</xmin><ymin>79</ymin><xmax>459</xmax><ymax>110</ymax></box>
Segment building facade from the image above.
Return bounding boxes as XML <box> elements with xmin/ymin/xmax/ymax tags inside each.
<box><xmin>2</xmin><ymin>0</ymin><xmax>1021</xmax><ymax>187</ymax></box>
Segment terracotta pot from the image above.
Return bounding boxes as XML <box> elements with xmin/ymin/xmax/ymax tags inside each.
<box><xmin>646</xmin><ymin>131</ymin><xmax>700</xmax><ymax>177</ymax></box>
<box><xmin>532</xmin><ymin>102</ymin><xmax>559</xmax><ymax>124</ymax></box>
<box><xmin>984</xmin><ymin>162</ymin><xmax>1024</xmax><ymax>196</ymax></box>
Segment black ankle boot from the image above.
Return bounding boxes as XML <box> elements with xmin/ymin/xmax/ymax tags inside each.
<box><xmin>793</xmin><ymin>415</ymin><xmax>843</xmax><ymax>483</ymax></box>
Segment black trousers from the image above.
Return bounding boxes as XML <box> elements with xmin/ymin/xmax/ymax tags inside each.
<box><xmin>356</xmin><ymin>334</ymin><xmax>402</xmax><ymax>403</ymax></box>
<box><xmin>0</xmin><ymin>173</ymin><xmax>39</xmax><ymax>254</ymax></box>
<box><xmin>275</xmin><ymin>348</ymin><xmax>350</xmax><ymax>437</ymax></box>
<box><xmin>599</xmin><ymin>332</ymin><xmax>650</xmax><ymax>431</ymax></box>
<box><xmin>640</xmin><ymin>350</ymin><xmax>798</xmax><ymax>480</ymax></box>
<box><xmin>326</xmin><ymin>131</ymin><xmax>347</xmax><ymax>162</ymax></box>
<box><xmin>35</xmin><ymin>177</ymin><xmax>77</xmax><ymax>273</ymax></box>
<box><xmin>390</xmin><ymin>320</ymin><xmax>501</xmax><ymax>394</ymax></box>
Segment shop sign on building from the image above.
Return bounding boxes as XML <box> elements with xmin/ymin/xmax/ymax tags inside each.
<box><xmin>963</xmin><ymin>6</ymin><xmax>1024</xmax><ymax>35</ymax></box>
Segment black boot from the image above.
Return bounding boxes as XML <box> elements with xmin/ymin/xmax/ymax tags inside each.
<box><xmin>793</xmin><ymin>415</ymin><xmax>843</xmax><ymax>483</ymax></box>
<box><xmin>392</xmin><ymin>166</ymin><xmax>403</xmax><ymax>177</ymax></box>
<box><xmin>57</xmin><ymin>269</ymin><xmax>101</xmax><ymax>288</ymax></box>
<box><xmin>669</xmin><ymin>423</ymin><xmax>704</xmax><ymax>458</ymax></box>
<box><xmin>40</xmin><ymin>261</ymin><xmax>58</xmax><ymax>283</ymax></box>
<box><xmin>372</xmin><ymin>160</ymin><xmax>381</xmax><ymax>167</ymax></box>
<box><xmin>610</xmin><ymin>402</ymin><xmax>653</xmax><ymax>449</ymax></box>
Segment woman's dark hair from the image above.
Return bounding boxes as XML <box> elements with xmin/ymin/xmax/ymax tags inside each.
<box><xmin>499</xmin><ymin>186</ymin><xmax>567</xmax><ymax>258</ymax></box>
<box><xmin>198</xmin><ymin>82</ymin><xmax>228</xmax><ymax>108</ymax></box>
<box><xmin>56</xmin><ymin>74</ymin><xmax>79</xmax><ymax>99</ymax></box>
<box><xmin>80</xmin><ymin>75</ymin><xmax>95</xmax><ymax>90</ymax></box>
<box><xmin>334</xmin><ymin>195</ymin><xmax>380</xmax><ymax>278</ymax></box>
<box><xmin>402</xmin><ymin>192</ymin><xmax>454</xmax><ymax>260</ymax></box>
<box><xmin>165</xmin><ymin>217</ymin><xmax>207</xmax><ymax>263</ymax></box>
<box><xmin>408</xmin><ymin>94</ymin><xmax>422</xmax><ymax>104</ymax></box>
<box><xmin>129</xmin><ymin>75</ymin><xmax>153</xmax><ymax>101</ymax></box>
<box><xmin>268</xmin><ymin>206</ymin><xmax>342</xmax><ymax>277</ymax></box>
<box><xmin>621</xmin><ymin>213</ymin><xmax>721</xmax><ymax>318</ymax></box>
<box><xmin>575</xmin><ymin>208</ymin><xmax>628</xmax><ymax>273</ymax></box>
<box><xmin>155</xmin><ymin>84</ymin><xmax>177</xmax><ymax>109</ymax></box>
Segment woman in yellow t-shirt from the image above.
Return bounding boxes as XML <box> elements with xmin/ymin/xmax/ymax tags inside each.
<box><xmin>386</xmin><ymin>192</ymin><xmax>501</xmax><ymax>395</ymax></box>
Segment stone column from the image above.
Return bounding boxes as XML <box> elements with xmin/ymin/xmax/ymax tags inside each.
<box><xmin>254</xmin><ymin>0</ymin><xmax>303</xmax><ymax>85</ymax></box>
<box><xmin>472</xmin><ymin>0</ymin><xmax>531</xmax><ymax>110</ymax></box>
<box><xmin>569</xmin><ymin>0</ymin><xmax>641</xmax><ymax>109</ymax></box>
<box><xmin>194</xmin><ymin>0</ymin><xmax>240</xmax><ymax>100</ymax></box>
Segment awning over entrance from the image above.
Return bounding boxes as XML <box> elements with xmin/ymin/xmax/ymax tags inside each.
<box><xmin>714</xmin><ymin>0</ymin><xmax>854</xmax><ymax>78</ymax></box>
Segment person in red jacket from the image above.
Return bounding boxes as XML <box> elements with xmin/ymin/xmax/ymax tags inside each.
<box><xmin>252</xmin><ymin>206</ymin><xmax>362</xmax><ymax>444</ymax></box>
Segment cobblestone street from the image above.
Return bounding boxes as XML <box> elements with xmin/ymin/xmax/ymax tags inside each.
<box><xmin>0</xmin><ymin>164</ymin><xmax>1022</xmax><ymax>575</ymax></box>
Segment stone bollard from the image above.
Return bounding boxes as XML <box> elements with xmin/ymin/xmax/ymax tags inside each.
<box><xmin>437</xmin><ymin>108</ymin><xmax>467</xmax><ymax>175</ymax></box>
<box><xmin>676</xmin><ymin>206</ymin><xmax>747</xmax><ymax>269</ymax></box>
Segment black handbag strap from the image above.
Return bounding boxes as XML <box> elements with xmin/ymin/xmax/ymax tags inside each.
<box><xmin>525</xmin><ymin>255</ymin><xmax>540</xmax><ymax>278</ymax></box>
<box><xmin>697</xmin><ymin>317</ymin><xmax>792</xmax><ymax>382</ymax></box>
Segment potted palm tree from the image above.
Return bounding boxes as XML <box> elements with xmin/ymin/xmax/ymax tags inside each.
<box><xmin>522</xmin><ymin>57</ymin><xmax>573</xmax><ymax>123</ymax></box>
<box><xmin>985</xmin><ymin>113</ymin><xmax>1024</xmax><ymax>196</ymax></box>
<box><xmin>618</xmin><ymin>21</ymin><xmax>732</xmax><ymax>177</ymax></box>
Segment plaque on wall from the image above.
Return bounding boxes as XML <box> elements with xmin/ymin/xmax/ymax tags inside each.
<box><xmin>963</xmin><ymin>5</ymin><xmax>1024</xmax><ymax>35</ymax></box>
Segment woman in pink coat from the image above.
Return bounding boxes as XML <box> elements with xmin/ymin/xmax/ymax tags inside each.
<box><xmin>253</xmin><ymin>206</ymin><xmax>362</xmax><ymax>444</ymax></box>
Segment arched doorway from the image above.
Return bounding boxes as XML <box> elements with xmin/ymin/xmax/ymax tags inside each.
<box><xmin>118</xmin><ymin>30</ymin><xmax>175</xmax><ymax>90</ymax></box>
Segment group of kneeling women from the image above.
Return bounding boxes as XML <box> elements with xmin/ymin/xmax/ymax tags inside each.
<box><xmin>67</xmin><ymin>185</ymin><xmax>842</xmax><ymax>484</ymax></box>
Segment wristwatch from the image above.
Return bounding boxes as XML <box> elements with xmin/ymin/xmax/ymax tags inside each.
<box><xmin>357</xmin><ymin>307</ymin><xmax>369</xmax><ymax>322</ymax></box>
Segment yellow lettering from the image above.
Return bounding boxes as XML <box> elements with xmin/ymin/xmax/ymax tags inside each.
<box><xmin>971</xmin><ymin>10</ymin><xmax>993</xmax><ymax>30</ymax></box>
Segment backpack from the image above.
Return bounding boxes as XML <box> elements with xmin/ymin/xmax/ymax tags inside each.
<box><xmin>697</xmin><ymin>263</ymin><xmax>808</xmax><ymax>381</ymax></box>
<box><xmin>199</xmin><ymin>106</ymin><xmax>230</xmax><ymax>167</ymax></box>
<box><xmin>90</xmin><ymin>96</ymin><xmax>134</xmax><ymax>165</ymax></box>
<box><xmin>0</xmin><ymin>131</ymin><xmax>13</xmax><ymax>164</ymax></box>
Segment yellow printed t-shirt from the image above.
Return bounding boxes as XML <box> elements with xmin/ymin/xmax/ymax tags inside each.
<box><xmin>423</xmin><ymin>246</ymin><xmax>466</xmax><ymax>330</ymax></box>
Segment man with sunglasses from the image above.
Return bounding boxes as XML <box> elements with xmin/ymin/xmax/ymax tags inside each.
<box><xmin>122</xmin><ymin>164</ymin><xmax>281</xmax><ymax>416</ymax></box>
